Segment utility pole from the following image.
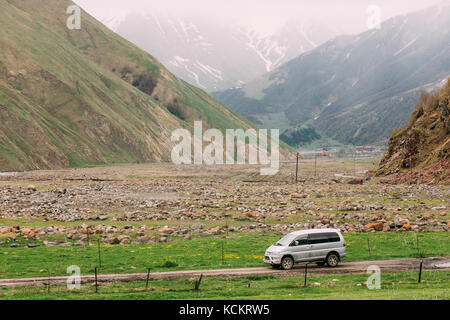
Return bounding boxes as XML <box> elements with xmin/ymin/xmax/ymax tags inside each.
<box><xmin>314</xmin><ymin>154</ymin><xmax>317</xmax><ymax>178</ymax></box>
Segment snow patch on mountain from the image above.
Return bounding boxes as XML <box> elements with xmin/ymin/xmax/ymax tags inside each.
<box><xmin>393</xmin><ymin>38</ymin><xmax>417</xmax><ymax>56</ymax></box>
<box><xmin>169</xmin><ymin>56</ymin><xmax>205</xmax><ymax>89</ymax></box>
<box><xmin>196</xmin><ymin>61</ymin><xmax>223</xmax><ymax>81</ymax></box>
<box><xmin>101</xmin><ymin>13</ymin><xmax>335</xmax><ymax>91</ymax></box>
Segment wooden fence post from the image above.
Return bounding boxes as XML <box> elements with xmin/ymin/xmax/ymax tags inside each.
<box><xmin>94</xmin><ymin>267</ymin><xmax>98</xmax><ymax>293</ymax></box>
<box><xmin>97</xmin><ymin>239</ymin><xmax>102</xmax><ymax>268</ymax></box>
<box><xmin>195</xmin><ymin>274</ymin><xmax>203</xmax><ymax>291</ymax></box>
<box><xmin>304</xmin><ymin>263</ymin><xmax>308</xmax><ymax>287</ymax></box>
<box><xmin>145</xmin><ymin>268</ymin><xmax>151</xmax><ymax>290</ymax></box>
<box><xmin>418</xmin><ymin>260</ymin><xmax>423</xmax><ymax>283</ymax></box>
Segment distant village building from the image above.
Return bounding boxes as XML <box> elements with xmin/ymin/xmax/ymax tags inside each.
<box><xmin>355</xmin><ymin>145</ymin><xmax>377</xmax><ymax>153</ymax></box>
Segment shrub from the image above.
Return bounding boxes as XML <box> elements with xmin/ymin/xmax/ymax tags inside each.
<box><xmin>132</xmin><ymin>73</ymin><xmax>157</xmax><ymax>96</ymax></box>
<box><xmin>120</xmin><ymin>66</ymin><xmax>132</xmax><ymax>78</ymax></box>
<box><xmin>158</xmin><ymin>261</ymin><xmax>179</xmax><ymax>268</ymax></box>
<box><xmin>166</xmin><ymin>99</ymin><xmax>194</xmax><ymax>121</ymax></box>
<box><xmin>390</xmin><ymin>127</ymin><xmax>404</xmax><ymax>139</ymax></box>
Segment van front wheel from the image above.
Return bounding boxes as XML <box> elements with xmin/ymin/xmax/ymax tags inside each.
<box><xmin>326</xmin><ymin>253</ymin><xmax>339</xmax><ymax>267</ymax></box>
<box><xmin>281</xmin><ymin>256</ymin><xmax>294</xmax><ymax>270</ymax></box>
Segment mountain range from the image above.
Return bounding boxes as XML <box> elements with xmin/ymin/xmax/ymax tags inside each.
<box><xmin>0</xmin><ymin>0</ymin><xmax>257</xmax><ymax>172</ymax></box>
<box><xmin>213</xmin><ymin>1</ymin><xmax>450</xmax><ymax>146</ymax></box>
<box><xmin>100</xmin><ymin>12</ymin><xmax>335</xmax><ymax>92</ymax></box>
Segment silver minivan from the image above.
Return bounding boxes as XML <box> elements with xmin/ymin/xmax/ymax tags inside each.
<box><xmin>263</xmin><ymin>228</ymin><xmax>346</xmax><ymax>270</ymax></box>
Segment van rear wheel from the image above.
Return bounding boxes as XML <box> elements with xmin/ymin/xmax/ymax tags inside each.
<box><xmin>326</xmin><ymin>253</ymin><xmax>339</xmax><ymax>267</ymax></box>
<box><xmin>281</xmin><ymin>256</ymin><xmax>294</xmax><ymax>270</ymax></box>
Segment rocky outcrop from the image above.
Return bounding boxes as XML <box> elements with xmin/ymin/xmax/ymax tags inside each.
<box><xmin>377</xmin><ymin>79</ymin><xmax>450</xmax><ymax>184</ymax></box>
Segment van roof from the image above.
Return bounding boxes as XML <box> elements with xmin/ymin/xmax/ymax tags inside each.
<box><xmin>288</xmin><ymin>228</ymin><xmax>341</xmax><ymax>236</ymax></box>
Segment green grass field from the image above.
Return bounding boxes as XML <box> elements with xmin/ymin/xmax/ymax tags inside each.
<box><xmin>1</xmin><ymin>232</ymin><xmax>448</xmax><ymax>279</ymax></box>
<box><xmin>1</xmin><ymin>271</ymin><xmax>448</xmax><ymax>300</ymax></box>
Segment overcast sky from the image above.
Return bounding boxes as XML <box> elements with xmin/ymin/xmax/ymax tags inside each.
<box><xmin>75</xmin><ymin>0</ymin><xmax>443</xmax><ymax>34</ymax></box>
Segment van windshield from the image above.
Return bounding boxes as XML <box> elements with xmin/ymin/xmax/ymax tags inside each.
<box><xmin>275</xmin><ymin>234</ymin><xmax>297</xmax><ymax>246</ymax></box>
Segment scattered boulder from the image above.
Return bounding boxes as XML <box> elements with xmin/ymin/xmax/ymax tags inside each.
<box><xmin>348</xmin><ymin>178</ymin><xmax>365</xmax><ymax>185</ymax></box>
<box><xmin>105</xmin><ymin>237</ymin><xmax>120</xmax><ymax>245</ymax></box>
<box><xmin>118</xmin><ymin>235</ymin><xmax>132</xmax><ymax>244</ymax></box>
<box><xmin>362</xmin><ymin>222</ymin><xmax>384</xmax><ymax>232</ymax></box>
<box><xmin>159</xmin><ymin>226</ymin><xmax>174</xmax><ymax>234</ymax></box>
<box><xmin>400</xmin><ymin>224</ymin><xmax>412</xmax><ymax>231</ymax></box>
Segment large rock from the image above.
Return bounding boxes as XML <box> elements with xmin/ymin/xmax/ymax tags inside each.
<box><xmin>105</xmin><ymin>237</ymin><xmax>120</xmax><ymax>245</ymax></box>
<box><xmin>137</xmin><ymin>235</ymin><xmax>158</xmax><ymax>244</ymax></box>
<box><xmin>362</xmin><ymin>222</ymin><xmax>384</xmax><ymax>232</ymax></box>
<box><xmin>348</xmin><ymin>178</ymin><xmax>365</xmax><ymax>185</ymax></box>
<box><xmin>118</xmin><ymin>235</ymin><xmax>132</xmax><ymax>244</ymax></box>
<box><xmin>159</xmin><ymin>226</ymin><xmax>174</xmax><ymax>234</ymax></box>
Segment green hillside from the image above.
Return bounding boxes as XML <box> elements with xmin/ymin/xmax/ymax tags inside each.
<box><xmin>0</xmin><ymin>0</ymin><xmax>257</xmax><ymax>171</ymax></box>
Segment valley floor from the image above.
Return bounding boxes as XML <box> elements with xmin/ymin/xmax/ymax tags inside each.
<box><xmin>0</xmin><ymin>159</ymin><xmax>448</xmax><ymax>299</ymax></box>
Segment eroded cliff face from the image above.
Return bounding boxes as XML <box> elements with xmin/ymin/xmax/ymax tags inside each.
<box><xmin>377</xmin><ymin>78</ymin><xmax>450</xmax><ymax>184</ymax></box>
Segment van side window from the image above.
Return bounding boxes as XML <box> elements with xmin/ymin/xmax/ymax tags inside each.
<box><xmin>308</xmin><ymin>233</ymin><xmax>328</xmax><ymax>244</ymax></box>
<box><xmin>308</xmin><ymin>232</ymin><xmax>341</xmax><ymax>244</ymax></box>
<box><xmin>290</xmin><ymin>237</ymin><xmax>308</xmax><ymax>246</ymax></box>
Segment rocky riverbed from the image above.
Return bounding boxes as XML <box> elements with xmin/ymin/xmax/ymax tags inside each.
<box><xmin>0</xmin><ymin>161</ymin><xmax>448</xmax><ymax>247</ymax></box>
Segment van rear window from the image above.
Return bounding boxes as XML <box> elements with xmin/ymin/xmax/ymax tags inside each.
<box><xmin>325</xmin><ymin>232</ymin><xmax>341</xmax><ymax>242</ymax></box>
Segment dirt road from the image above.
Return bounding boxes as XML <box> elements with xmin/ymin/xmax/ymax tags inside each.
<box><xmin>1</xmin><ymin>257</ymin><xmax>449</xmax><ymax>288</ymax></box>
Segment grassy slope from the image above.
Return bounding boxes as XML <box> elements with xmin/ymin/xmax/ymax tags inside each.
<box><xmin>0</xmin><ymin>0</ymin><xmax>262</xmax><ymax>172</ymax></box>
